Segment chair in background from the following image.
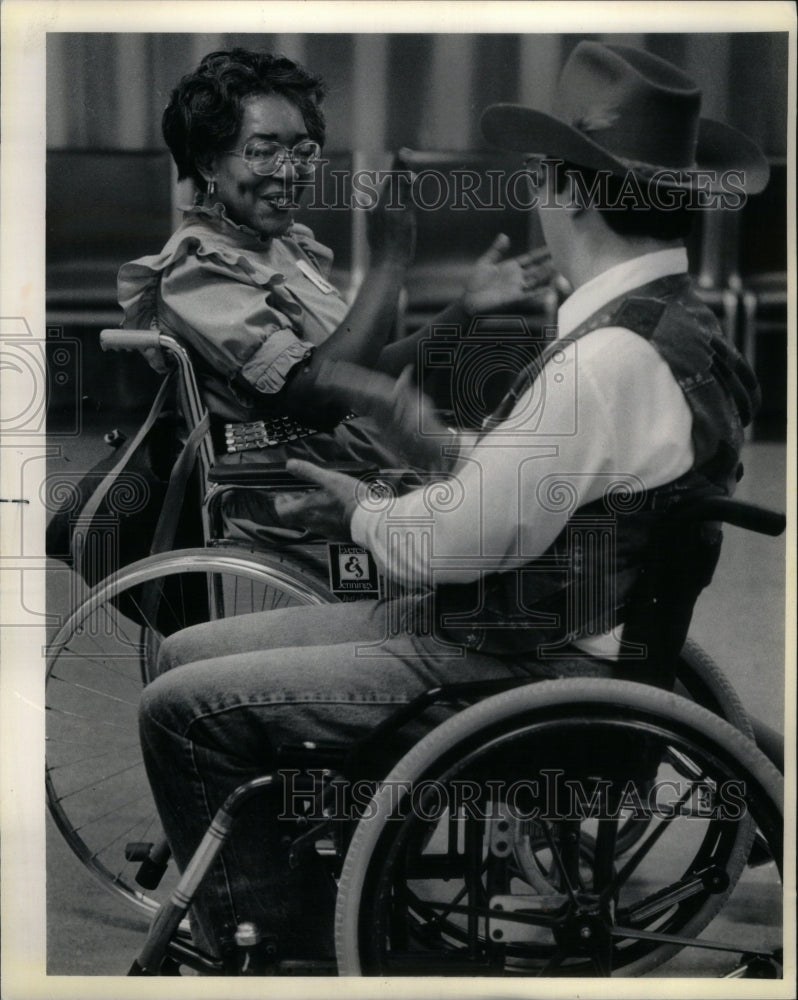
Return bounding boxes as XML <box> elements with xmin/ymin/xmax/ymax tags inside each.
<box><xmin>46</xmin><ymin>149</ymin><xmax>174</xmax><ymax>417</ymax></box>
<box><xmin>683</xmin><ymin>159</ymin><xmax>787</xmax><ymax>441</ymax></box>
<box><xmin>685</xmin><ymin>203</ymin><xmax>741</xmax><ymax>344</ymax></box>
<box><xmin>737</xmin><ymin>160</ymin><xmax>788</xmax><ymax>441</ymax></box>
<box><xmin>46</xmin><ymin>148</ymin><xmax>174</xmax><ymax>326</ymax></box>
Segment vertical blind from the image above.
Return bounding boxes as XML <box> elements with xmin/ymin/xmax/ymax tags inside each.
<box><xmin>46</xmin><ymin>32</ymin><xmax>788</xmax><ymax>156</ymax></box>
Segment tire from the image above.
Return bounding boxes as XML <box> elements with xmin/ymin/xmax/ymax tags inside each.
<box><xmin>46</xmin><ymin>545</ymin><xmax>336</xmax><ymax>921</ymax></box>
<box><xmin>676</xmin><ymin>638</ymin><xmax>753</xmax><ymax>737</ymax></box>
<box><xmin>335</xmin><ymin>678</ymin><xmax>783</xmax><ymax>977</ymax></box>
<box><xmin>608</xmin><ymin>638</ymin><xmax>755</xmax><ymax>856</ymax></box>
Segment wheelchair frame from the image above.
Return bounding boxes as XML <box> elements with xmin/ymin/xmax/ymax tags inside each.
<box><xmin>126</xmin><ymin>673</ymin><xmax>784</xmax><ymax>978</ymax></box>
<box><xmin>45</xmin><ymin>328</ymin><xmax>787</xmax><ymax>978</ymax></box>
<box><xmin>46</xmin><ymin>330</ymin><xmax>359</xmax><ymax>920</ymax></box>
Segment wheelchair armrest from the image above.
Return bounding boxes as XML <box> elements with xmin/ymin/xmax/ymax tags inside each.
<box><xmin>101</xmin><ymin>329</ymin><xmax>162</xmax><ymax>353</ymax></box>
<box><xmin>207</xmin><ymin>461</ymin><xmax>381</xmax><ymax>491</ymax></box>
<box><xmin>667</xmin><ymin>497</ymin><xmax>786</xmax><ymax>536</ymax></box>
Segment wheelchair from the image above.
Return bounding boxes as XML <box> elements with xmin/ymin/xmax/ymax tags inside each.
<box><xmin>45</xmin><ymin>328</ymin><xmax>787</xmax><ymax>977</ymax></box>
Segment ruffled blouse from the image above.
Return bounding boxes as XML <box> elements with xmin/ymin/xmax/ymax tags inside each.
<box><xmin>117</xmin><ymin>202</ymin><xmax>349</xmax><ymax>421</ymax></box>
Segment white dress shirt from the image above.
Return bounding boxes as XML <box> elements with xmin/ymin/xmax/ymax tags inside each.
<box><xmin>351</xmin><ymin>248</ymin><xmax>695</xmax><ymax>658</ymax></box>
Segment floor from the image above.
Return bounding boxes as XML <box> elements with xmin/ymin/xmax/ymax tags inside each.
<box><xmin>42</xmin><ymin>427</ymin><xmax>789</xmax><ymax>981</ymax></box>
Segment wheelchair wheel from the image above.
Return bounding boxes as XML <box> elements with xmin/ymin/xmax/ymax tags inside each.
<box><xmin>46</xmin><ymin>545</ymin><xmax>336</xmax><ymax>921</ymax></box>
<box><xmin>335</xmin><ymin>678</ymin><xmax>782</xmax><ymax>977</ymax></box>
<box><xmin>605</xmin><ymin>637</ymin><xmax>757</xmax><ymax>856</ymax></box>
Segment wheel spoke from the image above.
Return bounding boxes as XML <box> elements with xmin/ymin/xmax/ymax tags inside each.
<box><xmin>48</xmin><ymin>673</ymin><xmax>140</xmax><ymax>708</ymax></box>
<box><xmin>618</xmin><ymin>870</ymin><xmax>712</xmax><ymax>925</ymax></box>
<box><xmin>46</xmin><ymin>704</ymin><xmax>134</xmax><ymax>731</ymax></box>
<box><xmin>417</xmin><ymin>899</ymin><xmax>560</xmax><ymax>931</ymax></box>
<box><xmin>78</xmin><ymin>606</ymin><xmax>143</xmax><ymax>654</ymax></box>
<box><xmin>75</xmin><ymin>788</ymin><xmax>157</xmax><ymax>835</ymax></box>
<box><xmin>592</xmin><ymin>817</ymin><xmax>619</xmax><ymax>892</ymax></box>
<box><xmin>610</xmin><ymin>923</ymin><xmax>770</xmax><ymax>956</ymax></box>
<box><xmin>539</xmin><ymin>821</ymin><xmax>579</xmax><ymax>902</ymax></box>
<box><xmin>599</xmin><ymin>783</ymin><xmax>695</xmax><ymax>903</ymax></box>
<box><xmin>88</xmin><ymin>807</ymin><xmax>164</xmax><ymax>860</ymax></box>
<box><xmin>50</xmin><ymin>647</ymin><xmax>143</xmax><ymax>684</ymax></box>
<box><xmin>423</xmin><ymin>860</ymin><xmax>487</xmax><ymax>929</ymax></box>
<box><xmin>50</xmin><ymin>756</ymin><xmax>146</xmax><ymax>802</ymax></box>
<box><xmin>123</xmin><ymin>589</ymin><xmax>170</xmax><ymax>641</ymax></box>
<box><xmin>46</xmin><ymin>549</ymin><xmax>334</xmax><ymax>924</ymax></box>
<box><xmin>45</xmin><ymin>741</ymin><xmax>142</xmax><ymax>768</ymax></box>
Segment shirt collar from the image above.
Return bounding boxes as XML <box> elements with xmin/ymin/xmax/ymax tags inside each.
<box><xmin>557</xmin><ymin>248</ymin><xmax>689</xmax><ymax>337</ymax></box>
<box><xmin>184</xmin><ymin>198</ymin><xmax>274</xmax><ymax>246</ymax></box>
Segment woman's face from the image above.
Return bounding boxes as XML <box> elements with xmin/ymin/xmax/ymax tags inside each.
<box><xmin>208</xmin><ymin>93</ymin><xmax>314</xmax><ymax>238</ymax></box>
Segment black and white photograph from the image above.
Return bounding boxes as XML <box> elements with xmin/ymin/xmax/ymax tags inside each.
<box><xmin>1</xmin><ymin>1</ymin><xmax>795</xmax><ymax>995</ymax></box>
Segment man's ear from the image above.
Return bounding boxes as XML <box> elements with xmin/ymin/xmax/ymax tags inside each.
<box><xmin>547</xmin><ymin>165</ymin><xmax>587</xmax><ymax>218</ymax></box>
<box><xmin>569</xmin><ymin>174</ymin><xmax>591</xmax><ymax>217</ymax></box>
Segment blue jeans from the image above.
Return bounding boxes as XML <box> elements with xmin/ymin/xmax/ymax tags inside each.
<box><xmin>139</xmin><ymin>597</ymin><xmax>613</xmax><ymax>962</ymax></box>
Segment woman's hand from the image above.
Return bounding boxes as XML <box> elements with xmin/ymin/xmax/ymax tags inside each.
<box><xmin>286</xmin><ymin>154</ymin><xmax>417</xmax><ymax>417</ymax></box>
<box><xmin>316</xmin><ymin>359</ymin><xmax>454</xmax><ymax>471</ymax></box>
<box><xmin>461</xmin><ymin>236</ymin><xmax>554</xmax><ymax>315</ymax></box>
<box><xmin>367</xmin><ymin>163</ymin><xmax>417</xmax><ymax>268</ymax></box>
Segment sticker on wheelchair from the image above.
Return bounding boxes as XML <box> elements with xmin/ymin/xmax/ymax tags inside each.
<box><xmin>327</xmin><ymin>544</ymin><xmax>380</xmax><ymax>598</ymax></box>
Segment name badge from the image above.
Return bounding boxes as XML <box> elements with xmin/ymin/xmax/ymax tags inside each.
<box><xmin>297</xmin><ymin>258</ymin><xmax>336</xmax><ymax>294</ymax></box>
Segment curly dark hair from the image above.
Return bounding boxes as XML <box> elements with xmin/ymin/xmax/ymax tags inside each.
<box><xmin>162</xmin><ymin>48</ymin><xmax>327</xmax><ymax>191</ymax></box>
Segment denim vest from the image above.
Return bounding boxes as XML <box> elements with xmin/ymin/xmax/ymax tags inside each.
<box><xmin>431</xmin><ymin>273</ymin><xmax>760</xmax><ymax>657</ymax></box>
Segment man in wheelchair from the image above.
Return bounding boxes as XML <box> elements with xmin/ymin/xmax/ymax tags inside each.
<box><xmin>138</xmin><ymin>43</ymin><xmax>773</xmax><ymax>974</ymax></box>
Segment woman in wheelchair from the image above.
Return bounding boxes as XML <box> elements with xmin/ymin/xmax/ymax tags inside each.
<box><xmin>133</xmin><ymin>44</ymin><xmax>784</xmax><ymax>976</ymax></box>
<box><xmin>117</xmin><ymin>47</ymin><xmax>552</xmax><ymax>544</ymax></box>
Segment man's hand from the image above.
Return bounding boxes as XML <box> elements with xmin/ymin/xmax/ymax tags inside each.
<box><xmin>317</xmin><ymin>360</ymin><xmax>454</xmax><ymax>471</ymax></box>
<box><xmin>272</xmin><ymin>460</ymin><xmax>361</xmax><ymax>539</ymax></box>
<box><xmin>462</xmin><ymin>235</ymin><xmax>554</xmax><ymax>315</ymax></box>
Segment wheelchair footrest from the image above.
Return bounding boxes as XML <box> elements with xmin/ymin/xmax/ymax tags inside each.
<box><xmin>125</xmin><ymin>840</ymin><xmax>171</xmax><ymax>889</ymax></box>
<box><xmin>134</xmin><ymin>856</ymin><xmax>170</xmax><ymax>890</ymax></box>
<box><xmin>125</xmin><ymin>841</ymin><xmax>154</xmax><ymax>862</ymax></box>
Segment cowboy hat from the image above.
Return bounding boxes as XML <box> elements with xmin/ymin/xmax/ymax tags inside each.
<box><xmin>481</xmin><ymin>42</ymin><xmax>769</xmax><ymax>193</ymax></box>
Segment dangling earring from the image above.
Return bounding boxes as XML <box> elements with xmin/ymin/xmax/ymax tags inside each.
<box><xmin>207</xmin><ymin>178</ymin><xmax>216</xmax><ymax>198</ymax></box>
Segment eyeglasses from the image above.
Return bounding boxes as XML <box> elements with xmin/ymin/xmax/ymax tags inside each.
<box><xmin>223</xmin><ymin>139</ymin><xmax>322</xmax><ymax>176</ymax></box>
